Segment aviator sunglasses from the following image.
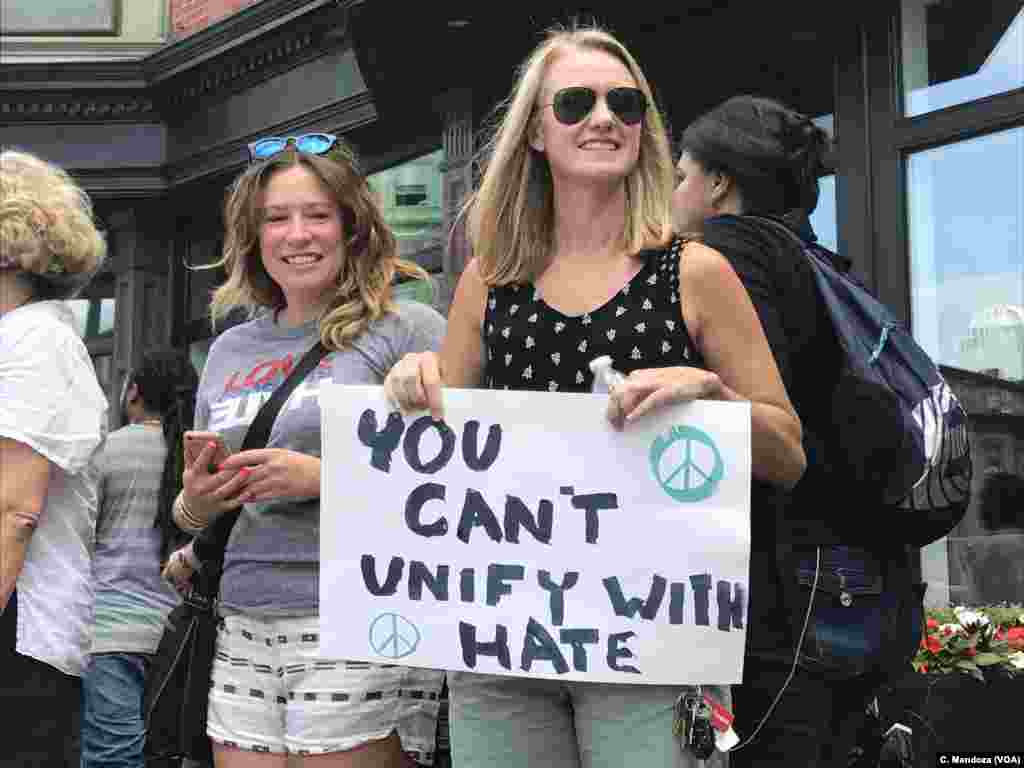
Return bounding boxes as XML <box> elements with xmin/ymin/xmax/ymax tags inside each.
<box><xmin>541</xmin><ymin>86</ymin><xmax>648</xmax><ymax>126</ymax></box>
<box><xmin>247</xmin><ymin>132</ymin><xmax>339</xmax><ymax>162</ymax></box>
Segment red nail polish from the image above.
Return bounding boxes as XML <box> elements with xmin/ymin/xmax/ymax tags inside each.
<box><xmin>208</xmin><ymin>442</ymin><xmax>217</xmax><ymax>449</ymax></box>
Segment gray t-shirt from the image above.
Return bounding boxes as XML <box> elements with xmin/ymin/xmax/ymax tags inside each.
<box><xmin>89</xmin><ymin>424</ymin><xmax>181</xmax><ymax>654</ymax></box>
<box><xmin>195</xmin><ymin>301</ymin><xmax>445</xmax><ymax>615</ymax></box>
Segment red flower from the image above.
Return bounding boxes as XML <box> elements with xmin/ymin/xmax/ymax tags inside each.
<box><xmin>925</xmin><ymin>634</ymin><xmax>943</xmax><ymax>654</ymax></box>
<box><xmin>1007</xmin><ymin>627</ymin><xmax>1024</xmax><ymax>651</ymax></box>
<box><xmin>927</xmin><ymin>618</ymin><xmax>939</xmax><ymax>630</ymax></box>
<box><xmin>995</xmin><ymin>627</ymin><xmax>1007</xmax><ymax>641</ymax></box>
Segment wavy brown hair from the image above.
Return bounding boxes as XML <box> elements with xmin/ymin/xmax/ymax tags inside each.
<box><xmin>467</xmin><ymin>23</ymin><xmax>675</xmax><ymax>286</ymax></box>
<box><xmin>202</xmin><ymin>142</ymin><xmax>427</xmax><ymax>350</ymax></box>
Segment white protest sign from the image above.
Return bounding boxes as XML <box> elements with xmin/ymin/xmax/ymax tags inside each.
<box><xmin>320</xmin><ymin>386</ymin><xmax>751</xmax><ymax>685</ymax></box>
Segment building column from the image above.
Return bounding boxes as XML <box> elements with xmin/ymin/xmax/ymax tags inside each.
<box><xmin>437</xmin><ymin>88</ymin><xmax>477</xmax><ymax>311</ymax></box>
<box><xmin>107</xmin><ymin>203</ymin><xmax>174</xmax><ymax>428</ymax></box>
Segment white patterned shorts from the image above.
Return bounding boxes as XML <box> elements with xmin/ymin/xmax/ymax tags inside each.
<box><xmin>206</xmin><ymin>613</ymin><xmax>444</xmax><ymax>761</ymax></box>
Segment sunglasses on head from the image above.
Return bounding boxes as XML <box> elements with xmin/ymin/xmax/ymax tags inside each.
<box><xmin>541</xmin><ymin>86</ymin><xmax>647</xmax><ymax>126</ymax></box>
<box><xmin>247</xmin><ymin>133</ymin><xmax>339</xmax><ymax>162</ymax></box>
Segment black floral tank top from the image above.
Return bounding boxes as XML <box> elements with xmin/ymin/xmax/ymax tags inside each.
<box><xmin>483</xmin><ymin>238</ymin><xmax>708</xmax><ymax>392</ymax></box>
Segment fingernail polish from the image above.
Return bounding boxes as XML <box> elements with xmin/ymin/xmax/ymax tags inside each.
<box><xmin>208</xmin><ymin>442</ymin><xmax>217</xmax><ymax>449</ymax></box>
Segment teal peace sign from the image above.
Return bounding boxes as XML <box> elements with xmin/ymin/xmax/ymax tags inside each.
<box><xmin>649</xmin><ymin>425</ymin><xmax>724</xmax><ymax>503</ymax></box>
<box><xmin>369</xmin><ymin>613</ymin><xmax>421</xmax><ymax>659</ymax></box>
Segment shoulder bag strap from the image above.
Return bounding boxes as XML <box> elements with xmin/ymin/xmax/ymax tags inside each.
<box><xmin>191</xmin><ymin>340</ymin><xmax>330</xmax><ymax>564</ymax></box>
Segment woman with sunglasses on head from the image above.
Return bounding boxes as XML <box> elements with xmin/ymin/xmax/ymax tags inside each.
<box><xmin>672</xmin><ymin>96</ymin><xmax>912</xmax><ymax>766</ymax></box>
<box><xmin>165</xmin><ymin>135</ymin><xmax>446</xmax><ymax>767</ymax></box>
<box><xmin>384</xmin><ymin>25</ymin><xmax>806</xmax><ymax>768</ymax></box>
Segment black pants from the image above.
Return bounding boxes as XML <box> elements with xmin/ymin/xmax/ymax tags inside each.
<box><xmin>730</xmin><ymin>652</ymin><xmax>876</xmax><ymax>767</ymax></box>
<box><xmin>0</xmin><ymin>592</ymin><xmax>82</xmax><ymax>768</ymax></box>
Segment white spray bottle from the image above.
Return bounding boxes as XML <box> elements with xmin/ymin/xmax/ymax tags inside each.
<box><xmin>589</xmin><ymin>355</ymin><xmax>626</xmax><ymax>394</ymax></box>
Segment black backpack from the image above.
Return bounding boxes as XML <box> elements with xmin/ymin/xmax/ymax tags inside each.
<box><xmin>752</xmin><ymin>217</ymin><xmax>973</xmax><ymax>547</ymax></box>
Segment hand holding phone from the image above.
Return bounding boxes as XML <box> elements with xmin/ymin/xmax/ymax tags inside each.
<box><xmin>183</xmin><ymin>430</ymin><xmax>232</xmax><ymax>472</ymax></box>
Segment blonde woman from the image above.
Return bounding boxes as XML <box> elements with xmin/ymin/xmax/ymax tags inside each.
<box><xmin>384</xmin><ymin>25</ymin><xmax>806</xmax><ymax>768</ymax></box>
<box><xmin>0</xmin><ymin>149</ymin><xmax>108</xmax><ymax>764</ymax></box>
<box><xmin>171</xmin><ymin>136</ymin><xmax>446</xmax><ymax>767</ymax></box>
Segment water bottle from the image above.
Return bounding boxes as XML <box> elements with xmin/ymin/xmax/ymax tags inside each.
<box><xmin>589</xmin><ymin>355</ymin><xmax>626</xmax><ymax>394</ymax></box>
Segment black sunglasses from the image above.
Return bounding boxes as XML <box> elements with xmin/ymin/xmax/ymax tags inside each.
<box><xmin>541</xmin><ymin>86</ymin><xmax>648</xmax><ymax>126</ymax></box>
<box><xmin>247</xmin><ymin>133</ymin><xmax>339</xmax><ymax>162</ymax></box>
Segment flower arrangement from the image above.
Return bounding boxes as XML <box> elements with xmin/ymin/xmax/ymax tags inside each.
<box><xmin>914</xmin><ymin>605</ymin><xmax>1024</xmax><ymax>680</ymax></box>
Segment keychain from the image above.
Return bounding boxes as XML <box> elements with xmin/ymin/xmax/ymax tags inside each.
<box><xmin>676</xmin><ymin>686</ymin><xmax>716</xmax><ymax>760</ymax></box>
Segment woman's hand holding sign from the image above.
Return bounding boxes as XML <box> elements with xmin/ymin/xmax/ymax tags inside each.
<box><xmin>606</xmin><ymin>367</ymin><xmax>736</xmax><ymax>430</ymax></box>
<box><xmin>385</xmin><ymin>351</ymin><xmax>446</xmax><ymax>420</ymax></box>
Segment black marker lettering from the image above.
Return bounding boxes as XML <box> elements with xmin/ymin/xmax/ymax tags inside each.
<box><xmin>538</xmin><ymin>570</ymin><xmax>579</xmax><ymax>626</ymax></box>
<box><xmin>403</xmin><ymin>416</ymin><xmax>456</xmax><ymax>474</ymax></box>
<box><xmin>504</xmin><ymin>495</ymin><xmax>553</xmax><ymax>544</ymax></box>
<box><xmin>360</xmin><ymin>555</ymin><xmax>404</xmax><ymax>596</ymax></box>
<box><xmin>404</xmin><ymin>482</ymin><xmax>448</xmax><ymax>537</ymax></box>
<box><xmin>459</xmin><ymin>622</ymin><xmax>511</xmax><ymax>670</ymax></box>
<box><xmin>357</xmin><ymin>410</ymin><xmax>405</xmax><ymax>473</ymax></box>
<box><xmin>462</xmin><ymin>420</ymin><xmax>502</xmax><ymax>471</ymax></box>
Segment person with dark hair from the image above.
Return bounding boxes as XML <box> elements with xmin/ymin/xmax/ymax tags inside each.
<box><xmin>1</xmin><ymin>149</ymin><xmax>108</xmax><ymax>765</ymax></box>
<box><xmin>672</xmin><ymin>95</ymin><xmax>913</xmax><ymax>766</ymax></box>
<box><xmin>80</xmin><ymin>348</ymin><xmax>199</xmax><ymax>768</ymax></box>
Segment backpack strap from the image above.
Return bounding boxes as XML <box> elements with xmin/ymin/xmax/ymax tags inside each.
<box><xmin>744</xmin><ymin>214</ymin><xmax>852</xmax><ymax>275</ymax></box>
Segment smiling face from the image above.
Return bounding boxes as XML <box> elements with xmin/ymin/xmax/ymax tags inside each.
<box><xmin>530</xmin><ymin>47</ymin><xmax>643</xmax><ymax>188</ymax></box>
<box><xmin>258</xmin><ymin>163</ymin><xmax>345</xmax><ymax>322</ymax></box>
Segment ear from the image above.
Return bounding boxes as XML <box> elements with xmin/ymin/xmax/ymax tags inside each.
<box><xmin>528</xmin><ymin>114</ymin><xmax>545</xmax><ymax>153</ymax></box>
<box><xmin>708</xmin><ymin>171</ymin><xmax>733</xmax><ymax>207</ymax></box>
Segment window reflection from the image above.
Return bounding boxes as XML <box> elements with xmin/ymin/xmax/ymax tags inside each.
<box><xmin>189</xmin><ymin>338</ymin><xmax>213</xmax><ymax>379</ymax></box>
<box><xmin>903</xmin><ymin>0</ymin><xmax>1024</xmax><ymax>117</ymax></box>
<box><xmin>907</xmin><ymin>126</ymin><xmax>1024</xmax><ymax>607</ymax></box>
<box><xmin>370</xmin><ymin>150</ymin><xmax>445</xmax><ymax>276</ymax></box>
<box><xmin>808</xmin><ymin>114</ymin><xmax>838</xmax><ymax>254</ymax></box>
<box><xmin>64</xmin><ymin>298</ymin><xmax>115</xmax><ymax>339</ymax></box>
<box><xmin>809</xmin><ymin>175</ymin><xmax>838</xmax><ymax>253</ymax></box>
<box><xmin>909</xmin><ymin>129</ymin><xmax>1024</xmax><ymax>380</ymax></box>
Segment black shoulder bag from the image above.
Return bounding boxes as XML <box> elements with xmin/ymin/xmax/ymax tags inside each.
<box><xmin>143</xmin><ymin>341</ymin><xmax>328</xmax><ymax>764</ymax></box>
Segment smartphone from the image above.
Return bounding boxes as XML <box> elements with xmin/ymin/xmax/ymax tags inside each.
<box><xmin>183</xmin><ymin>430</ymin><xmax>233</xmax><ymax>472</ymax></box>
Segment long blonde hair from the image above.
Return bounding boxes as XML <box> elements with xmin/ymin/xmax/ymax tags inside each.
<box><xmin>468</xmin><ymin>24</ymin><xmax>675</xmax><ymax>285</ymax></box>
<box><xmin>203</xmin><ymin>143</ymin><xmax>427</xmax><ymax>350</ymax></box>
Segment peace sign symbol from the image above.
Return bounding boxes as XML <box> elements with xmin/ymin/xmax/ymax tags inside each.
<box><xmin>649</xmin><ymin>425</ymin><xmax>724</xmax><ymax>503</ymax></box>
<box><xmin>368</xmin><ymin>613</ymin><xmax>421</xmax><ymax>659</ymax></box>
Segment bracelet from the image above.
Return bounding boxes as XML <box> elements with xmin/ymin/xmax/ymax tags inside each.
<box><xmin>175</xmin><ymin>492</ymin><xmax>208</xmax><ymax>532</ymax></box>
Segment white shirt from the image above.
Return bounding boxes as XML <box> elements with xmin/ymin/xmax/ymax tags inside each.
<box><xmin>0</xmin><ymin>301</ymin><xmax>108</xmax><ymax>676</ymax></box>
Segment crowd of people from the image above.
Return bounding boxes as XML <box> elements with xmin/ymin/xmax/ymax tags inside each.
<box><xmin>1</xmin><ymin>22</ymin><xmax>906</xmax><ymax>768</ymax></box>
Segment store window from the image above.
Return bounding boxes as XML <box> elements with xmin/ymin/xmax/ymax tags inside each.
<box><xmin>369</xmin><ymin>149</ymin><xmax>444</xmax><ymax>278</ymax></box>
<box><xmin>809</xmin><ymin>174</ymin><xmax>838</xmax><ymax>253</ymax></box>
<box><xmin>908</xmin><ymin>128</ymin><xmax>1023</xmax><ymax>378</ymax></box>
<box><xmin>902</xmin><ymin>0</ymin><xmax>1024</xmax><ymax>117</ymax></box>
<box><xmin>808</xmin><ymin>114</ymin><xmax>838</xmax><ymax>253</ymax></box>
<box><xmin>907</xmin><ymin>125</ymin><xmax>1024</xmax><ymax>607</ymax></box>
<box><xmin>66</xmin><ymin>288</ymin><xmax>116</xmax><ymax>396</ymax></box>
<box><xmin>65</xmin><ymin>298</ymin><xmax>116</xmax><ymax>340</ymax></box>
